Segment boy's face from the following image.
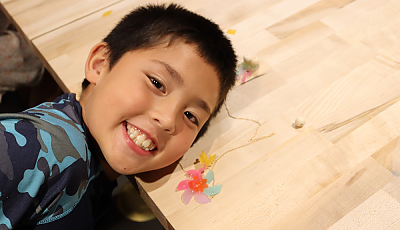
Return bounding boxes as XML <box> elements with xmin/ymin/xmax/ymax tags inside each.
<box><xmin>81</xmin><ymin>41</ymin><xmax>220</xmax><ymax>176</ymax></box>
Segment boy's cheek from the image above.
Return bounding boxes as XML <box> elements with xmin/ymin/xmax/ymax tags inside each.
<box><xmin>165</xmin><ymin>142</ymin><xmax>191</xmax><ymax>164</ymax></box>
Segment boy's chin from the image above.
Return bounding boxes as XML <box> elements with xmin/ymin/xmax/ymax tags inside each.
<box><xmin>112</xmin><ymin>165</ymin><xmax>143</xmax><ymax>176</ymax></box>
<box><xmin>111</xmin><ymin>162</ymin><xmax>154</xmax><ymax>176</ymax></box>
<box><xmin>114</xmin><ymin>161</ymin><xmax>177</xmax><ymax>177</ymax></box>
<box><xmin>133</xmin><ymin>162</ymin><xmax>181</xmax><ymax>182</ymax></box>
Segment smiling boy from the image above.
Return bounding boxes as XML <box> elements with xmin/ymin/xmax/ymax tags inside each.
<box><xmin>0</xmin><ymin>3</ymin><xmax>236</xmax><ymax>229</ymax></box>
<box><xmin>82</xmin><ymin>41</ymin><xmax>221</xmax><ymax>180</ymax></box>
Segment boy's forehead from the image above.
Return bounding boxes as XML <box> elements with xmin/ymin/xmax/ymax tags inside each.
<box><xmin>116</xmin><ymin>41</ymin><xmax>220</xmax><ymax>81</ymax></box>
<box><xmin>111</xmin><ymin>39</ymin><xmax>202</xmax><ymax>64</ymax></box>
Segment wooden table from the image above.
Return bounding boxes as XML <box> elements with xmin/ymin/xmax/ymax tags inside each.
<box><xmin>3</xmin><ymin>0</ymin><xmax>400</xmax><ymax>229</ymax></box>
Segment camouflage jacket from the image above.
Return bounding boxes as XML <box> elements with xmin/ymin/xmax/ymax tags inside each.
<box><xmin>0</xmin><ymin>94</ymin><xmax>116</xmax><ymax>229</ymax></box>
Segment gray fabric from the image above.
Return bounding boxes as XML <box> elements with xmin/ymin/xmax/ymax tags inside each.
<box><xmin>0</xmin><ymin>10</ymin><xmax>43</xmax><ymax>102</ymax></box>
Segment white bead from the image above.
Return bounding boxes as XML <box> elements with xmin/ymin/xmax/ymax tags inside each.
<box><xmin>295</xmin><ymin>117</ymin><xmax>305</xmax><ymax>128</ymax></box>
<box><xmin>243</xmin><ymin>54</ymin><xmax>252</xmax><ymax>63</ymax></box>
<box><xmin>250</xmin><ymin>56</ymin><xmax>259</xmax><ymax>67</ymax></box>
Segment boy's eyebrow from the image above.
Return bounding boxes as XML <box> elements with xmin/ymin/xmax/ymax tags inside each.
<box><xmin>151</xmin><ymin>59</ymin><xmax>212</xmax><ymax>115</ymax></box>
<box><xmin>195</xmin><ymin>98</ymin><xmax>212</xmax><ymax>115</ymax></box>
<box><xmin>151</xmin><ymin>59</ymin><xmax>183</xmax><ymax>85</ymax></box>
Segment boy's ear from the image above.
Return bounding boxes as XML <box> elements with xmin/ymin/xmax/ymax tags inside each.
<box><xmin>85</xmin><ymin>42</ymin><xmax>109</xmax><ymax>84</ymax></box>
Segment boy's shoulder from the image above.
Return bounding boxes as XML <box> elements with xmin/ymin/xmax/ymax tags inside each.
<box><xmin>0</xmin><ymin>93</ymin><xmax>88</xmax><ymax>167</ymax></box>
<box><xmin>0</xmin><ymin>94</ymin><xmax>97</xmax><ymax>228</ymax></box>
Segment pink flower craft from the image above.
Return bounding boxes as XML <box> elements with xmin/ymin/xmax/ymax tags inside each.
<box><xmin>235</xmin><ymin>57</ymin><xmax>260</xmax><ymax>84</ymax></box>
<box><xmin>177</xmin><ymin>164</ymin><xmax>222</xmax><ymax>204</ymax></box>
<box><xmin>237</xmin><ymin>69</ymin><xmax>253</xmax><ymax>83</ymax></box>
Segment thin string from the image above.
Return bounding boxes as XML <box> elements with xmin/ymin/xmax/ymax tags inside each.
<box><xmin>211</xmin><ymin>104</ymin><xmax>275</xmax><ymax>172</ymax></box>
<box><xmin>178</xmin><ymin>103</ymin><xmax>275</xmax><ymax>179</ymax></box>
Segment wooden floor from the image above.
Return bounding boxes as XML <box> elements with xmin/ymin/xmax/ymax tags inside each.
<box><xmin>3</xmin><ymin>0</ymin><xmax>400</xmax><ymax>229</ymax></box>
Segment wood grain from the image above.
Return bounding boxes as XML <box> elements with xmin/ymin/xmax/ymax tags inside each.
<box><xmin>0</xmin><ymin>0</ymin><xmax>124</xmax><ymax>39</ymax></box>
<box><xmin>327</xmin><ymin>190</ymin><xmax>400</xmax><ymax>230</ymax></box>
<box><xmin>3</xmin><ymin>0</ymin><xmax>400</xmax><ymax>229</ymax></box>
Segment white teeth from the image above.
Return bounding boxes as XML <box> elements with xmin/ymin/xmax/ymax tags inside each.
<box><xmin>142</xmin><ymin>139</ymin><xmax>151</xmax><ymax>148</ymax></box>
<box><xmin>135</xmin><ymin>134</ymin><xmax>146</xmax><ymax>145</ymax></box>
<box><xmin>126</xmin><ymin>124</ymin><xmax>156</xmax><ymax>151</ymax></box>
<box><xmin>131</xmin><ymin>129</ymin><xmax>139</xmax><ymax>138</ymax></box>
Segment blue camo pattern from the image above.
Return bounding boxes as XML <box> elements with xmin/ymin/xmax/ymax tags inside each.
<box><xmin>0</xmin><ymin>94</ymin><xmax>98</xmax><ymax>229</ymax></box>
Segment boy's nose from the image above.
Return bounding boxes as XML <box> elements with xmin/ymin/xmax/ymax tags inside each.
<box><xmin>150</xmin><ymin>106</ymin><xmax>178</xmax><ymax>134</ymax></box>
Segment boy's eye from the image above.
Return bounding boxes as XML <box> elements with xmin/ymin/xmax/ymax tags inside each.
<box><xmin>149</xmin><ymin>77</ymin><xmax>165</xmax><ymax>93</ymax></box>
<box><xmin>184</xmin><ymin>111</ymin><xmax>199</xmax><ymax>126</ymax></box>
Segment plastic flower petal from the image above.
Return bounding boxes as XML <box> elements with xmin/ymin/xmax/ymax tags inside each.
<box><xmin>194</xmin><ymin>192</ymin><xmax>211</xmax><ymax>204</ymax></box>
<box><xmin>177</xmin><ymin>161</ymin><xmax>222</xmax><ymax>204</ymax></box>
<box><xmin>186</xmin><ymin>169</ymin><xmax>203</xmax><ymax>179</ymax></box>
<box><xmin>177</xmin><ymin>180</ymin><xmax>191</xmax><ymax>191</ymax></box>
<box><xmin>182</xmin><ymin>188</ymin><xmax>195</xmax><ymax>204</ymax></box>
<box><xmin>204</xmin><ymin>170</ymin><xmax>214</xmax><ymax>184</ymax></box>
<box><xmin>203</xmin><ymin>184</ymin><xmax>222</xmax><ymax>196</ymax></box>
<box><xmin>199</xmin><ymin>151</ymin><xmax>216</xmax><ymax>167</ymax></box>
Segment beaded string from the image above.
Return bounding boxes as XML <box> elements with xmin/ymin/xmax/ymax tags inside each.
<box><xmin>178</xmin><ymin>102</ymin><xmax>275</xmax><ymax>187</ymax></box>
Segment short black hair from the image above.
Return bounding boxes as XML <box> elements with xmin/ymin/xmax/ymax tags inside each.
<box><xmin>83</xmin><ymin>3</ymin><xmax>237</xmax><ymax>143</ymax></box>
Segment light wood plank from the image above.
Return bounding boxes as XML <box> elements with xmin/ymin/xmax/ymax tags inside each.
<box><xmin>258</xmin><ymin>21</ymin><xmax>335</xmax><ymax>67</ymax></box>
<box><xmin>265</xmin><ymin>157</ymin><xmax>395</xmax><ymax>230</ymax></box>
<box><xmin>267</xmin><ymin>0</ymin><xmax>356</xmax><ymax>39</ymax></box>
<box><xmin>328</xmin><ymin>190</ymin><xmax>400</xmax><ymax>230</ymax></box>
<box><xmin>0</xmin><ymin>0</ymin><xmax>123</xmax><ymax>39</ymax></box>
<box><xmin>301</xmin><ymin>59</ymin><xmax>400</xmax><ymax>143</ymax></box>
<box><xmin>320</xmin><ymin>0</ymin><xmax>393</xmax><ymax>31</ymax></box>
<box><xmin>143</xmin><ymin>128</ymin><xmax>334</xmax><ymax>229</ymax></box>
<box><xmin>227</xmin><ymin>42</ymin><xmax>377</xmax><ymax>124</ymax></box>
<box><xmin>334</xmin><ymin>0</ymin><xmax>400</xmax><ymax>44</ymax></box>
<box><xmin>372</xmin><ymin>137</ymin><xmax>400</xmax><ymax>178</ymax></box>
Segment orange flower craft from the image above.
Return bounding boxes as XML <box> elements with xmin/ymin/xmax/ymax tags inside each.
<box><xmin>177</xmin><ymin>153</ymin><xmax>222</xmax><ymax>204</ymax></box>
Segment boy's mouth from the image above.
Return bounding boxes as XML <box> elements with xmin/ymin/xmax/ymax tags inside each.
<box><xmin>126</xmin><ymin>123</ymin><xmax>156</xmax><ymax>151</ymax></box>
